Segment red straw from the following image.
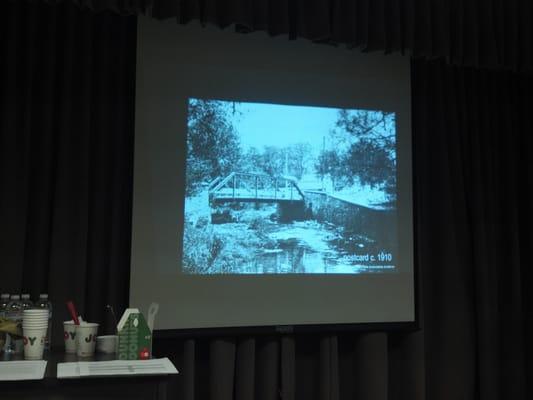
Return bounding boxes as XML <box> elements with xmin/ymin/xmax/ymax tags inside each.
<box><xmin>66</xmin><ymin>300</ymin><xmax>80</xmax><ymax>325</ymax></box>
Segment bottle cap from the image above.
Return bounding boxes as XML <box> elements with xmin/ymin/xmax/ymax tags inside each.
<box><xmin>1</xmin><ymin>294</ymin><xmax>10</xmax><ymax>299</ymax></box>
<box><xmin>10</xmin><ymin>294</ymin><xmax>20</xmax><ymax>300</ymax></box>
<box><xmin>39</xmin><ymin>294</ymin><xmax>49</xmax><ymax>299</ymax></box>
<box><xmin>21</xmin><ymin>294</ymin><xmax>31</xmax><ymax>300</ymax></box>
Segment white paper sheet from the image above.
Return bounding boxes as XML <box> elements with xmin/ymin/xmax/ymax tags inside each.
<box><xmin>57</xmin><ymin>358</ymin><xmax>178</xmax><ymax>379</ymax></box>
<box><xmin>0</xmin><ymin>360</ymin><xmax>47</xmax><ymax>381</ymax></box>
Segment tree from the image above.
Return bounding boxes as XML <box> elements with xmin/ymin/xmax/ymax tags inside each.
<box><xmin>329</xmin><ymin>109</ymin><xmax>397</xmax><ymax>199</ymax></box>
<box><xmin>240</xmin><ymin>147</ymin><xmax>263</xmax><ymax>175</ymax></box>
<box><xmin>315</xmin><ymin>149</ymin><xmax>345</xmax><ymax>190</ymax></box>
<box><xmin>345</xmin><ymin>139</ymin><xmax>396</xmax><ymax>193</ymax></box>
<box><xmin>243</xmin><ymin>143</ymin><xmax>313</xmax><ymax>180</ymax></box>
<box><xmin>333</xmin><ymin>109</ymin><xmax>395</xmax><ymax>156</ymax></box>
<box><xmin>260</xmin><ymin>146</ymin><xmax>285</xmax><ymax>177</ymax></box>
<box><xmin>287</xmin><ymin>143</ymin><xmax>313</xmax><ymax>179</ymax></box>
<box><xmin>186</xmin><ymin>99</ymin><xmax>241</xmax><ymax>195</ymax></box>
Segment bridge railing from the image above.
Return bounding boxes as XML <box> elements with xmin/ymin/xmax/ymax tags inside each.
<box><xmin>209</xmin><ymin>172</ymin><xmax>304</xmax><ymax>202</ymax></box>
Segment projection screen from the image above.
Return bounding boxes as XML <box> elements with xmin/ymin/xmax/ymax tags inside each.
<box><xmin>130</xmin><ymin>16</ymin><xmax>415</xmax><ymax>333</ymax></box>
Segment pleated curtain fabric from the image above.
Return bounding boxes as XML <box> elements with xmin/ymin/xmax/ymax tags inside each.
<box><xmin>2</xmin><ymin>1</ymin><xmax>533</xmax><ymax>400</ymax></box>
<box><xmin>0</xmin><ymin>1</ymin><xmax>137</xmax><ymax>344</ymax></box>
<box><xmin>411</xmin><ymin>59</ymin><xmax>533</xmax><ymax>400</ymax></box>
<box><xmin>41</xmin><ymin>0</ymin><xmax>533</xmax><ymax>72</ymax></box>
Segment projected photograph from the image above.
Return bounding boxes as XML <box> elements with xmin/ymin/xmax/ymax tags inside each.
<box><xmin>182</xmin><ymin>98</ymin><xmax>398</xmax><ymax>274</ymax></box>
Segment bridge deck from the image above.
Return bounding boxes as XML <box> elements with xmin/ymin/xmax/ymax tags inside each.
<box><xmin>212</xmin><ymin>187</ymin><xmax>304</xmax><ymax>202</ymax></box>
<box><xmin>211</xmin><ymin>197</ymin><xmax>304</xmax><ymax>204</ymax></box>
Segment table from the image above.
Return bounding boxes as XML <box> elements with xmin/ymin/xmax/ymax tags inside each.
<box><xmin>0</xmin><ymin>351</ymin><xmax>173</xmax><ymax>400</ymax></box>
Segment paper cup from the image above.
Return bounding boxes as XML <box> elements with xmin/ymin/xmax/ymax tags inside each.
<box><xmin>75</xmin><ymin>323</ymin><xmax>99</xmax><ymax>357</ymax></box>
<box><xmin>23</xmin><ymin>322</ymin><xmax>48</xmax><ymax>326</ymax></box>
<box><xmin>23</xmin><ymin>309</ymin><xmax>49</xmax><ymax>315</ymax></box>
<box><xmin>96</xmin><ymin>335</ymin><xmax>118</xmax><ymax>354</ymax></box>
<box><xmin>63</xmin><ymin>321</ymin><xmax>77</xmax><ymax>353</ymax></box>
<box><xmin>23</xmin><ymin>310</ymin><xmax>49</xmax><ymax>324</ymax></box>
<box><xmin>23</xmin><ymin>327</ymin><xmax>47</xmax><ymax>360</ymax></box>
<box><xmin>23</xmin><ymin>310</ymin><xmax>49</xmax><ymax>322</ymax></box>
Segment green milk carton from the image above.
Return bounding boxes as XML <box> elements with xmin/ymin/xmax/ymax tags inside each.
<box><xmin>117</xmin><ymin>308</ymin><xmax>152</xmax><ymax>360</ymax></box>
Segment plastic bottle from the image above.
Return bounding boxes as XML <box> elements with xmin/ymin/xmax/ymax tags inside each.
<box><xmin>35</xmin><ymin>294</ymin><xmax>52</xmax><ymax>350</ymax></box>
<box><xmin>5</xmin><ymin>295</ymin><xmax>23</xmax><ymax>353</ymax></box>
<box><xmin>0</xmin><ymin>294</ymin><xmax>10</xmax><ymax>353</ymax></box>
<box><xmin>0</xmin><ymin>294</ymin><xmax>10</xmax><ymax>321</ymax></box>
<box><xmin>21</xmin><ymin>294</ymin><xmax>34</xmax><ymax>310</ymax></box>
<box><xmin>0</xmin><ymin>294</ymin><xmax>10</xmax><ymax>310</ymax></box>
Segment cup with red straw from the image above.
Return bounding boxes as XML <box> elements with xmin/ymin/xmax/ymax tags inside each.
<box><xmin>66</xmin><ymin>300</ymin><xmax>99</xmax><ymax>357</ymax></box>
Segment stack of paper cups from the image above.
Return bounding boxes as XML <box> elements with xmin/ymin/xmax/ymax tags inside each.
<box><xmin>22</xmin><ymin>309</ymin><xmax>49</xmax><ymax>360</ymax></box>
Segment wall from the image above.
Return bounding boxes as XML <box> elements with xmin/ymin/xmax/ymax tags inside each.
<box><xmin>303</xmin><ymin>191</ymin><xmax>397</xmax><ymax>250</ymax></box>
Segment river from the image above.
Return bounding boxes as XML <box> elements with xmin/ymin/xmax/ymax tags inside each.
<box><xmin>226</xmin><ymin>220</ymin><xmax>393</xmax><ymax>274</ymax></box>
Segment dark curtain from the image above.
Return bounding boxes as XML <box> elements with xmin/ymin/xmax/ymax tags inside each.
<box><xmin>2</xmin><ymin>2</ymin><xmax>533</xmax><ymax>400</ymax></box>
<box><xmin>0</xmin><ymin>1</ymin><xmax>137</xmax><ymax>346</ymax></box>
<box><xmin>43</xmin><ymin>0</ymin><xmax>533</xmax><ymax>72</ymax></box>
<box><xmin>411</xmin><ymin>59</ymin><xmax>532</xmax><ymax>400</ymax></box>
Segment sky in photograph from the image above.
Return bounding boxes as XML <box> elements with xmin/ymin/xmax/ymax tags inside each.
<box><xmin>229</xmin><ymin>101</ymin><xmax>340</xmax><ymax>151</ymax></box>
